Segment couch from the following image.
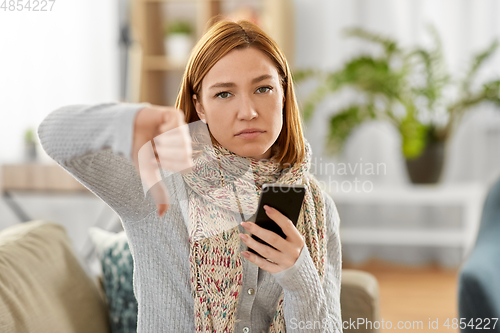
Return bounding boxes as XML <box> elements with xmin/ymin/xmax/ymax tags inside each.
<box><xmin>0</xmin><ymin>220</ymin><xmax>380</xmax><ymax>333</ymax></box>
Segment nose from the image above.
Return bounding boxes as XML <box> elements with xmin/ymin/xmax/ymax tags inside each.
<box><xmin>237</xmin><ymin>94</ymin><xmax>258</xmax><ymax>120</ymax></box>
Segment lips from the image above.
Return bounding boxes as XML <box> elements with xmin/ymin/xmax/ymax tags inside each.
<box><xmin>235</xmin><ymin>128</ymin><xmax>265</xmax><ymax>139</ymax></box>
<box><xmin>235</xmin><ymin>128</ymin><xmax>265</xmax><ymax>136</ymax></box>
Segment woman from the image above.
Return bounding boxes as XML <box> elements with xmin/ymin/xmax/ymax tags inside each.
<box><xmin>38</xmin><ymin>20</ymin><xmax>342</xmax><ymax>333</ymax></box>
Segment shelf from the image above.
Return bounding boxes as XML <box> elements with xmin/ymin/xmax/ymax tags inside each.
<box><xmin>328</xmin><ymin>183</ymin><xmax>486</xmax><ymax>205</ymax></box>
<box><xmin>329</xmin><ymin>183</ymin><xmax>488</xmax><ymax>259</ymax></box>
<box><xmin>340</xmin><ymin>228</ymin><xmax>464</xmax><ymax>247</ymax></box>
<box><xmin>131</xmin><ymin>0</ymin><xmax>294</xmax><ymax>105</ymax></box>
<box><xmin>1</xmin><ymin>164</ymin><xmax>88</xmax><ymax>192</ymax></box>
<box><xmin>144</xmin><ymin>55</ymin><xmax>186</xmax><ymax>71</ymax></box>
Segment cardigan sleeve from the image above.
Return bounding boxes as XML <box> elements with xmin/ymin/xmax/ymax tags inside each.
<box><xmin>271</xmin><ymin>190</ymin><xmax>343</xmax><ymax>332</ymax></box>
<box><xmin>37</xmin><ymin>102</ymin><xmax>159</xmax><ymax>221</ymax></box>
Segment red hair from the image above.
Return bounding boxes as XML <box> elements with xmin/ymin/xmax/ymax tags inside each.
<box><xmin>175</xmin><ymin>20</ymin><xmax>305</xmax><ymax>167</ymax></box>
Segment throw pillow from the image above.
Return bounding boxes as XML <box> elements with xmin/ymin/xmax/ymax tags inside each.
<box><xmin>88</xmin><ymin>227</ymin><xmax>137</xmax><ymax>333</ymax></box>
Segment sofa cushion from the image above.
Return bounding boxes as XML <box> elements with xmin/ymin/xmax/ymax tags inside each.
<box><xmin>341</xmin><ymin>269</ymin><xmax>380</xmax><ymax>333</ymax></box>
<box><xmin>88</xmin><ymin>227</ymin><xmax>137</xmax><ymax>333</ymax></box>
<box><xmin>0</xmin><ymin>220</ymin><xmax>110</xmax><ymax>333</ymax></box>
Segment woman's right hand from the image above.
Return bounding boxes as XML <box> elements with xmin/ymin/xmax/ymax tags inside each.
<box><xmin>132</xmin><ymin>105</ymin><xmax>193</xmax><ymax>217</ymax></box>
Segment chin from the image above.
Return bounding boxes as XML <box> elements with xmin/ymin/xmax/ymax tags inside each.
<box><xmin>234</xmin><ymin>144</ymin><xmax>272</xmax><ymax>160</ymax></box>
<box><xmin>215</xmin><ymin>135</ymin><xmax>274</xmax><ymax>160</ymax></box>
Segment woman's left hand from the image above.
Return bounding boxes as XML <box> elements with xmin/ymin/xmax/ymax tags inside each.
<box><xmin>239</xmin><ymin>205</ymin><xmax>305</xmax><ymax>274</ymax></box>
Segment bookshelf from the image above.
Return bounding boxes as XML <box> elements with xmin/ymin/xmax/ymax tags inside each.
<box><xmin>1</xmin><ymin>163</ymin><xmax>89</xmax><ymax>222</ymax></box>
<box><xmin>130</xmin><ymin>0</ymin><xmax>295</xmax><ymax>106</ymax></box>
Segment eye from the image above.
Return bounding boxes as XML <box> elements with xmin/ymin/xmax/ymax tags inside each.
<box><xmin>215</xmin><ymin>91</ymin><xmax>232</xmax><ymax>99</ymax></box>
<box><xmin>256</xmin><ymin>86</ymin><xmax>273</xmax><ymax>94</ymax></box>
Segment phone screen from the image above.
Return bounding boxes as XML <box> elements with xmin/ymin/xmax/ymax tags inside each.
<box><xmin>247</xmin><ymin>184</ymin><xmax>306</xmax><ymax>256</ymax></box>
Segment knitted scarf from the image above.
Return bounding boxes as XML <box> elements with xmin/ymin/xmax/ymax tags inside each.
<box><xmin>181</xmin><ymin>139</ymin><xmax>327</xmax><ymax>332</ymax></box>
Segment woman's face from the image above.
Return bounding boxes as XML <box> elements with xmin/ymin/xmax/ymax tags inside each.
<box><xmin>193</xmin><ymin>47</ymin><xmax>284</xmax><ymax>161</ymax></box>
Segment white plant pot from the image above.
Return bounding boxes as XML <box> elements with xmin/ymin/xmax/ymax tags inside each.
<box><xmin>24</xmin><ymin>142</ymin><xmax>37</xmax><ymax>162</ymax></box>
<box><xmin>164</xmin><ymin>34</ymin><xmax>193</xmax><ymax>65</ymax></box>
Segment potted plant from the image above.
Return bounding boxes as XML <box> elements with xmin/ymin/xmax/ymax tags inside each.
<box><xmin>24</xmin><ymin>128</ymin><xmax>38</xmax><ymax>162</ymax></box>
<box><xmin>295</xmin><ymin>26</ymin><xmax>500</xmax><ymax>183</ymax></box>
<box><xmin>164</xmin><ymin>20</ymin><xmax>194</xmax><ymax>65</ymax></box>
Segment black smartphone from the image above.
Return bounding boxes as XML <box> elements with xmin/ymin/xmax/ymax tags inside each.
<box><xmin>246</xmin><ymin>184</ymin><xmax>306</xmax><ymax>257</ymax></box>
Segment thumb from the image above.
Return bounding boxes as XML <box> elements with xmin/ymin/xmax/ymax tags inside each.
<box><xmin>157</xmin><ymin>203</ymin><xmax>168</xmax><ymax>217</ymax></box>
<box><xmin>158</xmin><ymin>110</ymin><xmax>172</xmax><ymax>134</ymax></box>
<box><xmin>162</xmin><ymin>110</ymin><xmax>169</xmax><ymax>124</ymax></box>
<box><xmin>136</xmin><ymin>137</ymin><xmax>171</xmax><ymax>215</ymax></box>
<box><xmin>149</xmin><ymin>181</ymin><xmax>171</xmax><ymax>217</ymax></box>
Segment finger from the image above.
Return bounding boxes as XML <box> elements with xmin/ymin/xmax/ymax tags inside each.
<box><xmin>137</xmin><ymin>140</ymin><xmax>172</xmax><ymax>209</ymax></box>
<box><xmin>154</xmin><ymin>135</ymin><xmax>193</xmax><ymax>173</ymax></box>
<box><xmin>240</xmin><ymin>221</ymin><xmax>290</xmax><ymax>254</ymax></box>
<box><xmin>154</xmin><ymin>138</ymin><xmax>191</xmax><ymax>154</ymax></box>
<box><xmin>156</xmin><ymin>147</ymin><xmax>192</xmax><ymax>160</ymax></box>
<box><xmin>263</xmin><ymin>205</ymin><xmax>303</xmax><ymax>243</ymax></box>
<box><xmin>157</xmin><ymin>159</ymin><xmax>194</xmax><ymax>173</ymax></box>
<box><xmin>154</xmin><ymin>146</ymin><xmax>193</xmax><ymax>162</ymax></box>
<box><xmin>161</xmin><ymin>120</ymin><xmax>190</xmax><ymax>135</ymax></box>
<box><xmin>156</xmin><ymin>151</ymin><xmax>191</xmax><ymax>165</ymax></box>
<box><xmin>157</xmin><ymin>203</ymin><xmax>168</xmax><ymax>217</ymax></box>
<box><xmin>155</xmin><ymin>143</ymin><xmax>192</xmax><ymax>153</ymax></box>
<box><xmin>151</xmin><ymin>140</ymin><xmax>160</xmax><ymax>162</ymax></box>
<box><xmin>239</xmin><ymin>232</ymin><xmax>284</xmax><ymax>263</ymax></box>
<box><xmin>149</xmin><ymin>180</ymin><xmax>171</xmax><ymax>207</ymax></box>
<box><xmin>155</xmin><ymin>130</ymin><xmax>184</xmax><ymax>144</ymax></box>
<box><xmin>240</xmin><ymin>250</ymin><xmax>281</xmax><ymax>274</ymax></box>
<box><xmin>159</xmin><ymin>109</ymin><xmax>186</xmax><ymax>133</ymax></box>
<box><xmin>155</xmin><ymin>125</ymin><xmax>192</xmax><ymax>148</ymax></box>
<box><xmin>158</xmin><ymin>122</ymin><xmax>187</xmax><ymax>137</ymax></box>
<box><xmin>138</xmin><ymin>142</ymin><xmax>162</xmax><ymax>187</ymax></box>
<box><xmin>174</xmin><ymin>108</ymin><xmax>186</xmax><ymax>125</ymax></box>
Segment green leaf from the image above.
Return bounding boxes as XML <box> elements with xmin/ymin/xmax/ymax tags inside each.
<box><xmin>408</xmin><ymin>25</ymin><xmax>450</xmax><ymax>110</ymax></box>
<box><xmin>343</xmin><ymin>27</ymin><xmax>400</xmax><ymax>57</ymax></box>
<box><xmin>301</xmin><ymin>84</ymin><xmax>330</xmax><ymax>122</ymax></box>
<box><xmin>325</xmin><ymin>56</ymin><xmax>406</xmax><ymax>100</ymax></box>
<box><xmin>483</xmin><ymin>79</ymin><xmax>500</xmax><ymax>103</ymax></box>
<box><xmin>292</xmin><ymin>69</ymin><xmax>318</xmax><ymax>83</ymax></box>
<box><xmin>400</xmin><ymin>112</ymin><xmax>428</xmax><ymax>159</ymax></box>
<box><xmin>324</xmin><ymin>104</ymin><xmax>373</xmax><ymax>156</ymax></box>
<box><xmin>24</xmin><ymin>128</ymin><xmax>35</xmax><ymax>143</ymax></box>
<box><xmin>165</xmin><ymin>21</ymin><xmax>193</xmax><ymax>36</ymax></box>
<box><xmin>461</xmin><ymin>39</ymin><xmax>499</xmax><ymax>94</ymax></box>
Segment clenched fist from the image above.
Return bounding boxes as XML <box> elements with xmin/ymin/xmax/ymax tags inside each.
<box><xmin>132</xmin><ymin>105</ymin><xmax>193</xmax><ymax>217</ymax></box>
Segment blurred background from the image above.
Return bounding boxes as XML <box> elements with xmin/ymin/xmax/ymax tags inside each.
<box><xmin>1</xmin><ymin>0</ymin><xmax>500</xmax><ymax>332</ymax></box>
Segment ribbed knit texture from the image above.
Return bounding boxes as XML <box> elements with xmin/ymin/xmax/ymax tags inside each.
<box><xmin>37</xmin><ymin>102</ymin><xmax>343</xmax><ymax>333</ymax></box>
